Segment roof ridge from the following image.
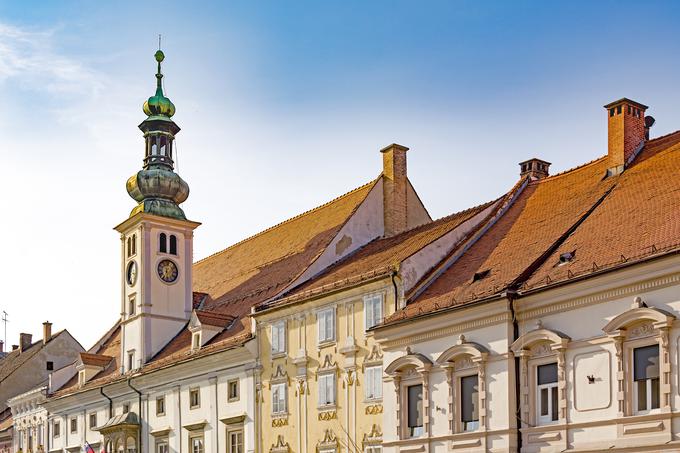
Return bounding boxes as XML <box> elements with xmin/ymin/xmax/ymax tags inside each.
<box><xmin>194</xmin><ymin>177</ymin><xmax>380</xmax><ymax>266</ymax></box>
<box><xmin>531</xmin><ymin>155</ymin><xmax>608</xmax><ymax>183</ymax></box>
<box><xmin>647</xmin><ymin>129</ymin><xmax>680</xmax><ymax>144</ymax></box>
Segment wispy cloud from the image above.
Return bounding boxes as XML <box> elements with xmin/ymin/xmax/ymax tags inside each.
<box><xmin>0</xmin><ymin>23</ymin><xmax>103</xmax><ymax>97</ymax></box>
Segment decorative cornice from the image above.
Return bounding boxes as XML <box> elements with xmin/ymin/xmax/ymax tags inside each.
<box><xmin>365</xmin><ymin>404</ymin><xmax>383</xmax><ymax>415</ymax></box>
<box><xmin>382</xmin><ymin>313</ymin><xmax>510</xmax><ymax>349</ymax></box>
<box><xmin>518</xmin><ymin>272</ymin><xmax>680</xmax><ymax>321</ymax></box>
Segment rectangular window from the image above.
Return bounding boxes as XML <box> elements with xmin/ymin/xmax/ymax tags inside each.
<box><xmin>228</xmin><ymin>430</ymin><xmax>243</xmax><ymax>453</ymax></box>
<box><xmin>123</xmin><ymin>403</ymin><xmax>130</xmax><ymax>414</ymax></box>
<box><xmin>53</xmin><ymin>421</ymin><xmax>60</xmax><ymax>437</ymax></box>
<box><xmin>317</xmin><ymin>308</ymin><xmax>335</xmax><ymax>343</ymax></box>
<box><xmin>634</xmin><ymin>344</ymin><xmax>660</xmax><ymax>413</ymax></box>
<box><xmin>192</xmin><ymin>333</ymin><xmax>201</xmax><ymax>350</ymax></box>
<box><xmin>46</xmin><ymin>361</ymin><xmax>54</xmax><ymax>371</ymax></box>
<box><xmin>70</xmin><ymin>417</ymin><xmax>77</xmax><ymax>434</ymax></box>
<box><xmin>129</xmin><ymin>297</ymin><xmax>136</xmax><ymax>316</ymax></box>
<box><xmin>318</xmin><ymin>374</ymin><xmax>336</xmax><ymax>407</ymax></box>
<box><xmin>461</xmin><ymin>374</ymin><xmax>479</xmax><ymax>431</ymax></box>
<box><xmin>190</xmin><ymin>388</ymin><xmax>201</xmax><ymax>409</ymax></box>
<box><xmin>127</xmin><ymin>351</ymin><xmax>135</xmax><ymax>371</ymax></box>
<box><xmin>365</xmin><ymin>366</ymin><xmax>383</xmax><ymax>400</ymax></box>
<box><xmin>537</xmin><ymin>363</ymin><xmax>558</xmax><ymax>424</ymax></box>
<box><xmin>271</xmin><ymin>321</ymin><xmax>286</xmax><ymax>354</ymax></box>
<box><xmin>228</xmin><ymin>380</ymin><xmax>240</xmax><ymax>401</ymax></box>
<box><xmin>156</xmin><ymin>396</ymin><xmax>166</xmax><ymax>416</ymax></box>
<box><xmin>89</xmin><ymin>413</ymin><xmax>97</xmax><ymax>429</ymax></box>
<box><xmin>364</xmin><ymin>294</ymin><xmax>383</xmax><ymax>330</ymax></box>
<box><xmin>190</xmin><ymin>436</ymin><xmax>204</xmax><ymax>453</ymax></box>
<box><xmin>156</xmin><ymin>440</ymin><xmax>169</xmax><ymax>453</ymax></box>
<box><xmin>407</xmin><ymin>384</ymin><xmax>423</xmax><ymax>438</ymax></box>
<box><xmin>272</xmin><ymin>383</ymin><xmax>287</xmax><ymax>414</ymax></box>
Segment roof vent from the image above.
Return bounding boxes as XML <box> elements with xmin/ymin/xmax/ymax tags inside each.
<box><xmin>472</xmin><ymin>269</ymin><xmax>491</xmax><ymax>282</ymax></box>
<box><xmin>557</xmin><ymin>250</ymin><xmax>576</xmax><ymax>266</ymax></box>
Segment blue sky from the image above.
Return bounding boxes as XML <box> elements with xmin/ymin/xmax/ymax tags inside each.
<box><xmin>1</xmin><ymin>1</ymin><xmax>680</xmax><ymax>348</ymax></box>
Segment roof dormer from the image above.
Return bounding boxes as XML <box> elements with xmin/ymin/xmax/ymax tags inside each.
<box><xmin>76</xmin><ymin>352</ymin><xmax>114</xmax><ymax>387</ymax></box>
<box><xmin>188</xmin><ymin>310</ymin><xmax>235</xmax><ymax>351</ymax></box>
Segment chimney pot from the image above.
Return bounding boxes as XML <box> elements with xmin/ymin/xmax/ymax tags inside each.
<box><xmin>381</xmin><ymin>143</ymin><xmax>409</xmax><ymax>236</ymax></box>
<box><xmin>519</xmin><ymin>158</ymin><xmax>551</xmax><ymax>180</ymax></box>
<box><xmin>604</xmin><ymin>98</ymin><xmax>648</xmax><ymax>176</ymax></box>
<box><xmin>43</xmin><ymin>321</ymin><xmax>53</xmax><ymax>344</ymax></box>
<box><xmin>19</xmin><ymin>333</ymin><xmax>32</xmax><ymax>353</ymax></box>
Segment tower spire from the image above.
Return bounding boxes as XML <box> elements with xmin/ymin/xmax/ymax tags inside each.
<box><xmin>126</xmin><ymin>48</ymin><xmax>189</xmax><ymax>220</ymax></box>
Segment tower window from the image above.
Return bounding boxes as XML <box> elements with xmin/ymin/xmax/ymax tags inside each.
<box><xmin>160</xmin><ymin>233</ymin><xmax>167</xmax><ymax>253</ymax></box>
<box><xmin>127</xmin><ymin>237</ymin><xmax>131</xmax><ymax>257</ymax></box>
<box><xmin>169</xmin><ymin>235</ymin><xmax>177</xmax><ymax>255</ymax></box>
<box><xmin>131</xmin><ymin>234</ymin><xmax>136</xmax><ymax>255</ymax></box>
<box><xmin>159</xmin><ymin>136</ymin><xmax>167</xmax><ymax>156</ymax></box>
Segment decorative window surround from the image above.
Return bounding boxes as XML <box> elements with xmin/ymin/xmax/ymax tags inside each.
<box><xmin>362</xmin><ymin>424</ymin><xmax>383</xmax><ymax>451</ymax></box>
<box><xmin>602</xmin><ymin>297</ymin><xmax>675</xmax><ymax>417</ymax></box>
<box><xmin>270</xmin><ymin>435</ymin><xmax>290</xmax><ymax>453</ymax></box>
<box><xmin>316</xmin><ymin>429</ymin><xmax>338</xmax><ymax>452</ymax></box>
<box><xmin>510</xmin><ymin>321</ymin><xmax>570</xmax><ymax>428</ymax></box>
<box><xmin>435</xmin><ymin>335</ymin><xmax>488</xmax><ymax>434</ymax></box>
<box><xmin>385</xmin><ymin>347</ymin><xmax>433</xmax><ymax>440</ymax></box>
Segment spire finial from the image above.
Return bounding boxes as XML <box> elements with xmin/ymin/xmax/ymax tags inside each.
<box><xmin>143</xmin><ymin>45</ymin><xmax>175</xmax><ymax>118</ymax></box>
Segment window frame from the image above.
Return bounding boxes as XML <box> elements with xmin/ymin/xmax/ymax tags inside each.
<box><xmin>53</xmin><ymin>420</ymin><xmax>60</xmax><ymax>438</ymax></box>
<box><xmin>318</xmin><ymin>373</ymin><xmax>337</xmax><ymax>408</ymax></box>
<box><xmin>536</xmin><ymin>362</ymin><xmax>559</xmax><ymax>425</ymax></box>
<box><xmin>405</xmin><ymin>383</ymin><xmax>424</xmax><ymax>438</ymax></box>
<box><xmin>155</xmin><ymin>439</ymin><xmax>169</xmax><ymax>453</ymax></box>
<box><xmin>271</xmin><ymin>382</ymin><xmax>287</xmax><ymax>415</ymax></box>
<box><xmin>364</xmin><ymin>365</ymin><xmax>383</xmax><ymax>401</ymax></box>
<box><xmin>189</xmin><ymin>388</ymin><xmax>201</xmax><ymax>409</ymax></box>
<box><xmin>189</xmin><ymin>434</ymin><xmax>204</xmax><ymax>453</ymax></box>
<box><xmin>228</xmin><ymin>379</ymin><xmax>240</xmax><ymax>402</ymax></box>
<box><xmin>317</xmin><ymin>307</ymin><xmax>336</xmax><ymax>344</ymax></box>
<box><xmin>629</xmin><ymin>341</ymin><xmax>661</xmax><ymax>415</ymax></box>
<box><xmin>227</xmin><ymin>428</ymin><xmax>244</xmax><ymax>453</ymax></box>
<box><xmin>459</xmin><ymin>372</ymin><xmax>480</xmax><ymax>432</ymax></box>
<box><xmin>271</xmin><ymin>320</ymin><xmax>286</xmax><ymax>355</ymax></box>
<box><xmin>156</xmin><ymin>396</ymin><xmax>166</xmax><ymax>416</ymax></box>
<box><xmin>70</xmin><ymin>417</ymin><xmax>77</xmax><ymax>434</ymax></box>
<box><xmin>89</xmin><ymin>412</ymin><xmax>97</xmax><ymax>430</ymax></box>
<box><xmin>364</xmin><ymin>293</ymin><xmax>384</xmax><ymax>330</ymax></box>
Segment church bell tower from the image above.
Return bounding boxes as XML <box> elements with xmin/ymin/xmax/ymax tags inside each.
<box><xmin>115</xmin><ymin>49</ymin><xmax>200</xmax><ymax>371</ymax></box>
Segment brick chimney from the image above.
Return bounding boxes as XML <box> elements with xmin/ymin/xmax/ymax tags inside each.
<box><xmin>12</xmin><ymin>344</ymin><xmax>18</xmax><ymax>351</ymax></box>
<box><xmin>19</xmin><ymin>333</ymin><xmax>32</xmax><ymax>352</ymax></box>
<box><xmin>519</xmin><ymin>158</ymin><xmax>551</xmax><ymax>180</ymax></box>
<box><xmin>381</xmin><ymin>143</ymin><xmax>409</xmax><ymax>236</ymax></box>
<box><xmin>43</xmin><ymin>321</ymin><xmax>52</xmax><ymax>344</ymax></box>
<box><xmin>0</xmin><ymin>340</ymin><xmax>3</xmax><ymax>353</ymax></box>
<box><xmin>604</xmin><ymin>98</ymin><xmax>648</xmax><ymax>175</ymax></box>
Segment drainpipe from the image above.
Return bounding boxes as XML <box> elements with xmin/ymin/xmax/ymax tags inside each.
<box><xmin>100</xmin><ymin>387</ymin><xmax>113</xmax><ymax>418</ymax></box>
<box><xmin>390</xmin><ymin>270</ymin><xmax>399</xmax><ymax>312</ymax></box>
<box><xmin>127</xmin><ymin>378</ymin><xmax>143</xmax><ymax>453</ymax></box>
<box><xmin>507</xmin><ymin>291</ymin><xmax>522</xmax><ymax>452</ymax></box>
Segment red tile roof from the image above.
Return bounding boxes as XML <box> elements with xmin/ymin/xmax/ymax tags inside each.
<box><xmin>195</xmin><ymin>310</ymin><xmax>235</xmax><ymax>328</ymax></box>
<box><xmin>262</xmin><ymin>200</ymin><xmax>498</xmax><ymax>309</ymax></box>
<box><xmin>385</xmin><ymin>131</ymin><xmax>680</xmax><ymax>324</ymax></box>
<box><xmin>79</xmin><ymin>352</ymin><xmax>114</xmax><ymax>368</ymax></box>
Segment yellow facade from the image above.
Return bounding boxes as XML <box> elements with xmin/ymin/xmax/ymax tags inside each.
<box><xmin>254</xmin><ymin>278</ymin><xmax>396</xmax><ymax>453</ymax></box>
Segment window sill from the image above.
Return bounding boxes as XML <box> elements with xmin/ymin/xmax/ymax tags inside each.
<box><xmin>317</xmin><ymin>404</ymin><xmax>337</xmax><ymax>411</ymax></box>
<box><xmin>317</xmin><ymin>340</ymin><xmax>336</xmax><ymax>349</ymax></box>
<box><xmin>271</xmin><ymin>412</ymin><xmax>289</xmax><ymax>419</ymax></box>
<box><xmin>271</xmin><ymin>351</ymin><xmax>287</xmax><ymax>359</ymax></box>
<box><xmin>363</xmin><ymin>397</ymin><xmax>383</xmax><ymax>404</ymax></box>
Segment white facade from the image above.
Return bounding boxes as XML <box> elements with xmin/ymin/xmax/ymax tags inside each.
<box><xmin>377</xmin><ymin>253</ymin><xmax>680</xmax><ymax>452</ymax></box>
<box><xmin>9</xmin><ymin>387</ymin><xmax>48</xmax><ymax>453</ymax></box>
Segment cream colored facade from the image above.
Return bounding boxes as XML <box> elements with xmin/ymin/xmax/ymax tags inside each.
<box><xmin>254</xmin><ymin>278</ymin><xmax>395</xmax><ymax>453</ymax></box>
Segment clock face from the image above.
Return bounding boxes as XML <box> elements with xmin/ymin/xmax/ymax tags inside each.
<box><xmin>157</xmin><ymin>259</ymin><xmax>179</xmax><ymax>283</ymax></box>
<box><xmin>126</xmin><ymin>261</ymin><xmax>138</xmax><ymax>286</ymax></box>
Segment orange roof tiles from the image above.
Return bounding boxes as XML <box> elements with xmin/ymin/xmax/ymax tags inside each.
<box><xmin>387</xmin><ymin>130</ymin><xmax>680</xmax><ymax>324</ymax></box>
<box><xmin>79</xmin><ymin>352</ymin><xmax>114</xmax><ymax>368</ymax></box>
<box><xmin>266</xmin><ymin>200</ymin><xmax>498</xmax><ymax>308</ymax></box>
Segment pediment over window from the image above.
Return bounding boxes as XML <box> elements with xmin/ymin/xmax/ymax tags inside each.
<box><xmin>188</xmin><ymin>309</ymin><xmax>235</xmax><ymax>348</ymax></box>
<box><xmin>435</xmin><ymin>335</ymin><xmax>488</xmax><ymax>365</ymax></box>
<box><xmin>271</xmin><ymin>365</ymin><xmax>288</xmax><ymax>384</ymax></box>
<box><xmin>316</xmin><ymin>429</ymin><xmax>338</xmax><ymax>452</ymax></box>
<box><xmin>510</xmin><ymin>322</ymin><xmax>570</xmax><ymax>354</ymax></box>
<box><xmin>270</xmin><ymin>435</ymin><xmax>290</xmax><ymax>453</ymax></box>
<box><xmin>603</xmin><ymin>298</ymin><xmax>675</xmax><ymax>336</ymax></box>
<box><xmin>384</xmin><ymin>347</ymin><xmax>432</xmax><ymax>375</ymax></box>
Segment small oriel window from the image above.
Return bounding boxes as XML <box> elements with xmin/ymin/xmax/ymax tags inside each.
<box><xmin>169</xmin><ymin>235</ymin><xmax>177</xmax><ymax>255</ymax></box>
<box><xmin>159</xmin><ymin>233</ymin><xmax>167</xmax><ymax>253</ymax></box>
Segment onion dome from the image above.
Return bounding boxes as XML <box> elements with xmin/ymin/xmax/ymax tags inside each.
<box><xmin>126</xmin><ymin>49</ymin><xmax>189</xmax><ymax>221</ymax></box>
<box><xmin>142</xmin><ymin>50</ymin><xmax>176</xmax><ymax>118</ymax></box>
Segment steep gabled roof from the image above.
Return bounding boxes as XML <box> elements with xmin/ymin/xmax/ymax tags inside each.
<box><xmin>0</xmin><ymin>330</ymin><xmax>69</xmax><ymax>383</ymax></box>
<box><xmin>262</xmin><ymin>199</ymin><xmax>498</xmax><ymax>309</ymax></box>
<box><xmin>385</xmin><ymin>130</ymin><xmax>680</xmax><ymax>324</ymax></box>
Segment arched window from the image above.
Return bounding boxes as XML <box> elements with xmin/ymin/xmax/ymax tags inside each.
<box><xmin>169</xmin><ymin>235</ymin><xmax>177</xmax><ymax>255</ymax></box>
<box><xmin>159</xmin><ymin>233</ymin><xmax>167</xmax><ymax>253</ymax></box>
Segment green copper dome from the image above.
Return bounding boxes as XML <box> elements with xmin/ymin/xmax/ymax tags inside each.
<box><xmin>127</xmin><ymin>48</ymin><xmax>189</xmax><ymax>221</ymax></box>
<box><xmin>142</xmin><ymin>50</ymin><xmax>176</xmax><ymax>118</ymax></box>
